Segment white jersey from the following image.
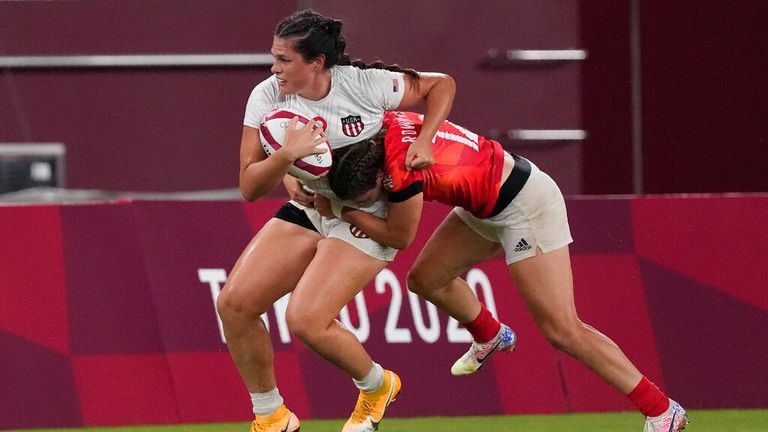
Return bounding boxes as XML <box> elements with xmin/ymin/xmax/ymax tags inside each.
<box><xmin>244</xmin><ymin>65</ymin><xmax>405</xmax><ymax>149</ymax></box>
<box><xmin>243</xmin><ymin>65</ymin><xmax>405</xmax><ymax>212</ymax></box>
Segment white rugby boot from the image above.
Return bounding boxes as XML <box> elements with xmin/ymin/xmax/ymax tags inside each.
<box><xmin>451</xmin><ymin>324</ymin><xmax>516</xmax><ymax>376</ymax></box>
<box><xmin>643</xmin><ymin>399</ymin><xmax>689</xmax><ymax>432</ymax></box>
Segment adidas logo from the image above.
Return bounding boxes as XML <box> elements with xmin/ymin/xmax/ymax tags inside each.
<box><xmin>513</xmin><ymin>238</ymin><xmax>532</xmax><ymax>252</ymax></box>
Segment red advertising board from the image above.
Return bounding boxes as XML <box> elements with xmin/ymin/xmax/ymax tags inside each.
<box><xmin>1</xmin><ymin>195</ymin><xmax>767</xmax><ymax>429</ymax></box>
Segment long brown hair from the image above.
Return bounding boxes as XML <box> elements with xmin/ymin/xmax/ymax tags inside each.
<box><xmin>328</xmin><ymin>129</ymin><xmax>387</xmax><ymax>201</ymax></box>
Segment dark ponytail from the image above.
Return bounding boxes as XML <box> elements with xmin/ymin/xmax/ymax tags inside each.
<box><xmin>275</xmin><ymin>10</ymin><xmax>420</xmax><ymax>81</ymax></box>
<box><xmin>338</xmin><ymin>56</ymin><xmax>420</xmax><ymax>82</ymax></box>
<box><xmin>328</xmin><ymin>130</ymin><xmax>387</xmax><ymax>201</ymax></box>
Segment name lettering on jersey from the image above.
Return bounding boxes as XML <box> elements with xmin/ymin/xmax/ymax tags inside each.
<box><xmin>341</xmin><ymin>115</ymin><xmax>364</xmax><ymax>137</ymax></box>
<box><xmin>393</xmin><ymin>112</ymin><xmax>416</xmax><ymax>131</ymax></box>
<box><xmin>393</xmin><ymin>112</ymin><xmax>419</xmax><ymax>144</ymax></box>
<box><xmin>392</xmin><ymin>111</ymin><xmax>480</xmax><ymax>151</ymax></box>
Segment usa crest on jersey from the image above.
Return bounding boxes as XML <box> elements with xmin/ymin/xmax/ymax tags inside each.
<box><xmin>340</xmin><ymin>115</ymin><xmax>364</xmax><ymax>137</ymax></box>
<box><xmin>349</xmin><ymin>224</ymin><xmax>369</xmax><ymax>238</ymax></box>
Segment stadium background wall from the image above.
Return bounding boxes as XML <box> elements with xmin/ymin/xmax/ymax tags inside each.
<box><xmin>1</xmin><ymin>195</ymin><xmax>767</xmax><ymax>430</ymax></box>
<box><xmin>1</xmin><ymin>0</ymin><xmax>766</xmax><ymax>195</ymax></box>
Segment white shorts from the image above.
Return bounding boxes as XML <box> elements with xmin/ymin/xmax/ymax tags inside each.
<box><xmin>454</xmin><ymin>159</ymin><xmax>573</xmax><ymax>264</ymax></box>
<box><xmin>293</xmin><ymin>201</ymin><xmax>397</xmax><ymax>262</ymax></box>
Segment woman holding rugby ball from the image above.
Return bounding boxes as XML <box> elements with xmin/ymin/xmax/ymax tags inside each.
<box><xmin>216</xmin><ymin>9</ymin><xmax>459</xmax><ymax>432</ymax></box>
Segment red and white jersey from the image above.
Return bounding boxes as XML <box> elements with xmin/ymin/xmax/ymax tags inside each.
<box><xmin>382</xmin><ymin>111</ymin><xmax>505</xmax><ymax>218</ymax></box>
<box><xmin>244</xmin><ymin>65</ymin><xmax>405</xmax><ymax>149</ymax></box>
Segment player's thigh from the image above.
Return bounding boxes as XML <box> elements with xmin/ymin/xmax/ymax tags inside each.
<box><xmin>411</xmin><ymin>211</ymin><xmax>503</xmax><ymax>287</ymax></box>
<box><xmin>289</xmin><ymin>238</ymin><xmax>388</xmax><ymax>322</ymax></box>
<box><xmin>507</xmin><ymin>245</ymin><xmax>578</xmax><ymax>326</ymax></box>
<box><xmin>223</xmin><ymin>218</ymin><xmax>321</xmax><ymax>311</ymax></box>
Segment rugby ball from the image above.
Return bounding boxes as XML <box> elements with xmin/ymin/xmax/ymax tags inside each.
<box><xmin>259</xmin><ymin>108</ymin><xmax>332</xmax><ymax>181</ymax></box>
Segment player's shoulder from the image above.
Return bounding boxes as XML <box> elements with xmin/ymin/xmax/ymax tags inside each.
<box><xmin>389</xmin><ymin>111</ymin><xmax>422</xmax><ymax>124</ymax></box>
<box><xmin>384</xmin><ymin>111</ymin><xmax>423</xmax><ymax>135</ymax></box>
<box><xmin>333</xmin><ymin>65</ymin><xmax>398</xmax><ymax>86</ymax></box>
<box><xmin>330</xmin><ymin>65</ymin><xmax>357</xmax><ymax>85</ymax></box>
<box><xmin>251</xmin><ymin>75</ymin><xmax>279</xmax><ymax>93</ymax></box>
<box><xmin>334</xmin><ymin>64</ymin><xmax>392</xmax><ymax>77</ymax></box>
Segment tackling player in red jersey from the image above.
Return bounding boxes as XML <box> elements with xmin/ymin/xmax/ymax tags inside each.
<box><xmin>319</xmin><ymin>111</ymin><xmax>689</xmax><ymax>432</ymax></box>
<box><xmin>378</xmin><ymin>111</ymin><xmax>506</xmax><ymax>218</ymax></box>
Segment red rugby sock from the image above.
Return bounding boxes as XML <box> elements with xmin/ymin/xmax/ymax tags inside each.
<box><xmin>463</xmin><ymin>304</ymin><xmax>501</xmax><ymax>343</ymax></box>
<box><xmin>628</xmin><ymin>377</ymin><xmax>670</xmax><ymax>417</ymax></box>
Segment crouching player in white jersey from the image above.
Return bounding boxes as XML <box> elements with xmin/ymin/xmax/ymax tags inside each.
<box><xmin>215</xmin><ymin>10</ymin><xmax>456</xmax><ymax>432</ymax></box>
<box><xmin>319</xmin><ymin>111</ymin><xmax>689</xmax><ymax>432</ymax></box>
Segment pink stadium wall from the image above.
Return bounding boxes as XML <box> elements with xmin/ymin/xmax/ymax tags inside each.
<box><xmin>637</xmin><ymin>2</ymin><xmax>768</xmax><ymax>194</ymax></box>
<box><xmin>311</xmin><ymin>0</ymin><xmax>585</xmax><ymax>195</ymax></box>
<box><xmin>0</xmin><ymin>1</ymin><xmax>289</xmax><ymax>192</ymax></box>
<box><xmin>2</xmin><ymin>1</ymin><xmax>765</xmax><ymax>195</ymax></box>
<box><xmin>0</xmin><ymin>0</ymin><xmax>585</xmax><ymax>194</ymax></box>
<box><xmin>579</xmin><ymin>1</ymin><xmax>768</xmax><ymax>194</ymax></box>
<box><xmin>1</xmin><ymin>195</ymin><xmax>767</xmax><ymax>429</ymax></box>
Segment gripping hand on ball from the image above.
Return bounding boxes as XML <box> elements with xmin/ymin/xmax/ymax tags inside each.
<box><xmin>280</xmin><ymin>116</ymin><xmax>328</xmax><ymax>162</ymax></box>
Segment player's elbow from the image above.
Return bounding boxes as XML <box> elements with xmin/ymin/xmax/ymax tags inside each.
<box><xmin>239</xmin><ymin>172</ymin><xmax>266</xmax><ymax>201</ymax></box>
<box><xmin>240</xmin><ymin>189</ymin><xmax>257</xmax><ymax>202</ymax></box>
<box><xmin>441</xmin><ymin>73</ymin><xmax>456</xmax><ymax>91</ymax></box>
<box><xmin>389</xmin><ymin>239</ymin><xmax>408</xmax><ymax>250</ymax></box>
<box><xmin>239</xmin><ymin>181</ymin><xmax>257</xmax><ymax>201</ymax></box>
<box><xmin>389</xmin><ymin>231</ymin><xmax>417</xmax><ymax>250</ymax></box>
<box><xmin>239</xmin><ymin>182</ymin><xmax>265</xmax><ymax>202</ymax></box>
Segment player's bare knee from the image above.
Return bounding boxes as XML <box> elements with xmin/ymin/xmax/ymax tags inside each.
<box><xmin>406</xmin><ymin>267</ymin><xmax>433</xmax><ymax>295</ymax></box>
<box><xmin>215</xmin><ymin>286</ymin><xmax>237</xmax><ymax>318</ymax></box>
<box><xmin>540</xmin><ymin>322</ymin><xmax>580</xmax><ymax>354</ymax></box>
<box><xmin>286</xmin><ymin>304</ymin><xmax>337</xmax><ymax>347</ymax></box>
<box><xmin>216</xmin><ymin>284</ymin><xmax>266</xmax><ymax>325</ymax></box>
<box><xmin>284</xmin><ymin>306</ymin><xmax>314</xmax><ymax>343</ymax></box>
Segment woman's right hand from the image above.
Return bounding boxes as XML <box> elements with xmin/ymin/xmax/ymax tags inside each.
<box><xmin>279</xmin><ymin>117</ymin><xmax>328</xmax><ymax>162</ymax></box>
<box><xmin>405</xmin><ymin>134</ymin><xmax>435</xmax><ymax>170</ymax></box>
<box><xmin>283</xmin><ymin>175</ymin><xmax>315</xmax><ymax>207</ymax></box>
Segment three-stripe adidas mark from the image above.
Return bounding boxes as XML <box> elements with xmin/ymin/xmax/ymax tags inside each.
<box><xmin>513</xmin><ymin>238</ymin><xmax>532</xmax><ymax>252</ymax></box>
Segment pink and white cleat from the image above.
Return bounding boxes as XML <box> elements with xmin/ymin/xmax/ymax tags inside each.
<box><xmin>451</xmin><ymin>324</ymin><xmax>516</xmax><ymax>376</ymax></box>
<box><xmin>643</xmin><ymin>399</ymin><xmax>689</xmax><ymax>432</ymax></box>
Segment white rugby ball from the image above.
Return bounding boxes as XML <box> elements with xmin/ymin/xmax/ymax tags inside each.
<box><xmin>259</xmin><ymin>108</ymin><xmax>332</xmax><ymax>181</ymax></box>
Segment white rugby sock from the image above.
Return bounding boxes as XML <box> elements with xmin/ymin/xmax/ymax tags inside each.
<box><xmin>353</xmin><ymin>362</ymin><xmax>384</xmax><ymax>393</ymax></box>
<box><xmin>250</xmin><ymin>387</ymin><xmax>284</xmax><ymax>416</ymax></box>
